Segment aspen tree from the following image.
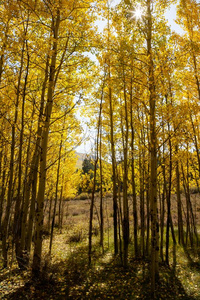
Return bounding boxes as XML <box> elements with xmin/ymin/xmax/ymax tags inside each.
<box><xmin>138</xmin><ymin>114</ymin><xmax>145</xmax><ymax>258</ymax></box>
<box><xmin>146</xmin><ymin>0</ymin><xmax>159</xmax><ymax>294</ymax></box>
<box><xmin>88</xmin><ymin>74</ymin><xmax>104</xmax><ymax>265</ymax></box>
<box><xmin>32</xmin><ymin>6</ymin><xmax>60</xmax><ymax>276</ymax></box>
<box><xmin>14</xmin><ymin>18</ymin><xmax>30</xmax><ymax>266</ymax></box>
<box><xmin>175</xmin><ymin>144</ymin><xmax>184</xmax><ymax>245</ymax></box>
<box><xmin>1</xmin><ymin>5</ymin><xmax>26</xmax><ymax>266</ymax></box>
<box><xmin>49</xmin><ymin>134</ymin><xmax>63</xmax><ymax>256</ymax></box>
<box><xmin>58</xmin><ymin>174</ymin><xmax>64</xmax><ymax>233</ymax></box>
<box><xmin>25</xmin><ymin>54</ymin><xmax>50</xmax><ymax>257</ymax></box>
<box><xmin>130</xmin><ymin>77</ymin><xmax>138</xmax><ymax>257</ymax></box>
<box><xmin>32</xmin><ymin>0</ymin><xmax>95</xmax><ymax>274</ymax></box>
<box><xmin>106</xmin><ymin>0</ymin><xmax>118</xmax><ymax>255</ymax></box>
<box><xmin>99</xmin><ymin>123</ymin><xmax>104</xmax><ymax>251</ymax></box>
<box><xmin>122</xmin><ymin>63</ymin><xmax>130</xmax><ymax>267</ymax></box>
<box><xmin>20</xmin><ymin>100</ymin><xmax>36</xmax><ymax>258</ymax></box>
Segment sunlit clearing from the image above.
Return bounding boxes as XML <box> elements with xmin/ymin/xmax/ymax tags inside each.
<box><xmin>132</xmin><ymin>4</ymin><xmax>143</xmax><ymax>20</ymax></box>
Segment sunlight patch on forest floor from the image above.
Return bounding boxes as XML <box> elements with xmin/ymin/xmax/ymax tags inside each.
<box><xmin>1</xmin><ymin>231</ymin><xmax>200</xmax><ymax>299</ymax></box>
<box><xmin>1</xmin><ymin>206</ymin><xmax>200</xmax><ymax>299</ymax></box>
<box><xmin>0</xmin><ymin>265</ymin><xmax>29</xmax><ymax>298</ymax></box>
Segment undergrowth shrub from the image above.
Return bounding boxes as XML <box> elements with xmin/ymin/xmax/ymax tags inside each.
<box><xmin>105</xmin><ymin>192</ymin><xmax>112</xmax><ymax>198</ymax></box>
<box><xmin>190</xmin><ymin>187</ymin><xmax>199</xmax><ymax>194</ymax></box>
<box><xmin>92</xmin><ymin>225</ymin><xmax>99</xmax><ymax>236</ymax></box>
<box><xmin>74</xmin><ymin>193</ymin><xmax>89</xmax><ymax>200</ymax></box>
<box><xmin>64</xmin><ymin>252</ymin><xmax>88</xmax><ymax>285</ymax></box>
<box><xmin>42</xmin><ymin>229</ymin><xmax>50</xmax><ymax>238</ymax></box>
<box><xmin>40</xmin><ymin>256</ymin><xmax>58</xmax><ymax>284</ymax></box>
<box><xmin>68</xmin><ymin>230</ymin><xmax>83</xmax><ymax>243</ymax></box>
<box><xmin>72</xmin><ymin>212</ymin><xmax>79</xmax><ymax>216</ymax></box>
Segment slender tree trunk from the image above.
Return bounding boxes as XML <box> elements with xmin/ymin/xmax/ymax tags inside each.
<box><xmin>107</xmin><ymin>2</ymin><xmax>118</xmax><ymax>255</ymax></box>
<box><xmin>165</xmin><ymin>123</ymin><xmax>172</xmax><ymax>265</ymax></box>
<box><xmin>175</xmin><ymin>145</ymin><xmax>184</xmax><ymax>246</ymax></box>
<box><xmin>88</xmin><ymin>75</ymin><xmax>104</xmax><ymax>265</ymax></box>
<box><xmin>32</xmin><ymin>10</ymin><xmax>60</xmax><ymax>276</ymax></box>
<box><xmin>88</xmin><ymin>152</ymin><xmax>98</xmax><ymax>266</ymax></box>
<box><xmin>109</xmin><ymin>62</ymin><xmax>118</xmax><ymax>256</ymax></box>
<box><xmin>0</xmin><ymin>154</ymin><xmax>6</xmax><ymax>232</ymax></box>
<box><xmin>159</xmin><ymin>177</ymin><xmax>164</xmax><ymax>262</ymax></box>
<box><xmin>49</xmin><ymin>137</ymin><xmax>62</xmax><ymax>256</ymax></box>
<box><xmin>1</xmin><ymin>33</ymin><xmax>25</xmax><ymax>267</ymax></box>
<box><xmin>130</xmin><ymin>79</ymin><xmax>138</xmax><ymax>257</ymax></box>
<box><xmin>99</xmin><ymin>124</ymin><xmax>104</xmax><ymax>252</ymax></box>
<box><xmin>122</xmin><ymin>68</ymin><xmax>129</xmax><ymax>267</ymax></box>
<box><xmin>58</xmin><ymin>176</ymin><xmax>64</xmax><ymax>233</ymax></box>
<box><xmin>139</xmin><ymin>128</ymin><xmax>145</xmax><ymax>258</ymax></box>
<box><xmin>146</xmin><ymin>128</ymin><xmax>150</xmax><ymax>257</ymax></box>
<box><xmin>0</xmin><ymin>20</ymin><xmax>9</xmax><ymax>232</ymax></box>
<box><xmin>15</xmin><ymin>38</ymin><xmax>30</xmax><ymax>267</ymax></box>
<box><xmin>147</xmin><ymin>0</ymin><xmax>159</xmax><ymax>295</ymax></box>
<box><xmin>181</xmin><ymin>163</ymin><xmax>191</xmax><ymax>247</ymax></box>
<box><xmin>117</xmin><ymin>181</ymin><xmax>123</xmax><ymax>263</ymax></box>
<box><xmin>21</xmin><ymin>53</ymin><xmax>50</xmax><ymax>262</ymax></box>
<box><xmin>146</xmin><ymin>174</ymin><xmax>150</xmax><ymax>257</ymax></box>
<box><xmin>105</xmin><ymin>197</ymin><xmax>110</xmax><ymax>249</ymax></box>
<box><xmin>20</xmin><ymin>101</ymin><xmax>35</xmax><ymax>256</ymax></box>
<box><xmin>0</xmin><ymin>179</ymin><xmax>5</xmax><ymax>232</ymax></box>
<box><xmin>48</xmin><ymin>196</ymin><xmax>53</xmax><ymax>234</ymax></box>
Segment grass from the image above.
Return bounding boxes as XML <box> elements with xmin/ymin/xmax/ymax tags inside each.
<box><xmin>1</xmin><ymin>195</ymin><xmax>200</xmax><ymax>299</ymax></box>
<box><xmin>2</xmin><ymin>243</ymin><xmax>198</xmax><ymax>299</ymax></box>
<box><xmin>1</xmin><ymin>229</ymin><xmax>200</xmax><ymax>299</ymax></box>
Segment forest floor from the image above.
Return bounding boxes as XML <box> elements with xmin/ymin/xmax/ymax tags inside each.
<box><xmin>1</xmin><ymin>194</ymin><xmax>200</xmax><ymax>299</ymax></box>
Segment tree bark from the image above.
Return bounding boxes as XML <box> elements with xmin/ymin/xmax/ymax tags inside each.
<box><xmin>122</xmin><ymin>66</ymin><xmax>129</xmax><ymax>267</ymax></box>
<box><xmin>88</xmin><ymin>75</ymin><xmax>104</xmax><ymax>265</ymax></box>
<box><xmin>130</xmin><ymin>78</ymin><xmax>138</xmax><ymax>257</ymax></box>
<box><xmin>107</xmin><ymin>2</ymin><xmax>118</xmax><ymax>255</ymax></box>
<box><xmin>49</xmin><ymin>137</ymin><xmax>62</xmax><ymax>256</ymax></box>
<box><xmin>32</xmin><ymin>10</ymin><xmax>60</xmax><ymax>276</ymax></box>
<box><xmin>146</xmin><ymin>0</ymin><xmax>159</xmax><ymax>295</ymax></box>
<box><xmin>1</xmin><ymin>32</ymin><xmax>25</xmax><ymax>267</ymax></box>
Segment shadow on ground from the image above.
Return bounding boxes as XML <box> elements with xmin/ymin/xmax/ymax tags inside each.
<box><xmin>183</xmin><ymin>245</ymin><xmax>200</xmax><ymax>272</ymax></box>
<box><xmin>2</xmin><ymin>243</ymin><xmax>196</xmax><ymax>300</ymax></box>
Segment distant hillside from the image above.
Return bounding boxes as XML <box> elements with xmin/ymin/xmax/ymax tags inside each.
<box><xmin>75</xmin><ymin>152</ymin><xmax>86</xmax><ymax>169</ymax></box>
<box><xmin>75</xmin><ymin>152</ymin><xmax>96</xmax><ymax>169</ymax></box>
